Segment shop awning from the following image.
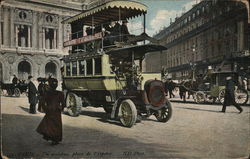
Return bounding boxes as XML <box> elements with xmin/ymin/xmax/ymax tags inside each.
<box><xmin>62</xmin><ymin>0</ymin><xmax>147</xmax><ymax>25</ymax></box>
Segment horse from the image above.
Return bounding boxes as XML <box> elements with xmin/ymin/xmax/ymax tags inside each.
<box><xmin>164</xmin><ymin>80</ymin><xmax>177</xmax><ymax>98</ymax></box>
<box><xmin>177</xmin><ymin>80</ymin><xmax>199</xmax><ymax>102</ymax></box>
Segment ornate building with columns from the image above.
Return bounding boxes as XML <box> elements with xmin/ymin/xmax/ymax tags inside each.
<box><xmin>0</xmin><ymin>0</ymin><xmax>91</xmax><ymax>82</ymax></box>
<box><xmin>145</xmin><ymin>0</ymin><xmax>250</xmax><ymax>80</ymax></box>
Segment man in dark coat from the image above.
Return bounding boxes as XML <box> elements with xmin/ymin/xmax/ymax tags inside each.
<box><xmin>221</xmin><ymin>77</ymin><xmax>243</xmax><ymax>113</ymax></box>
<box><xmin>168</xmin><ymin>79</ymin><xmax>176</xmax><ymax>98</ymax></box>
<box><xmin>111</xmin><ymin>22</ymin><xmax>121</xmax><ymax>42</ymax></box>
<box><xmin>37</xmin><ymin>78</ymin><xmax>49</xmax><ymax>113</ymax></box>
<box><xmin>36</xmin><ymin>78</ymin><xmax>65</xmax><ymax>145</ymax></box>
<box><xmin>179</xmin><ymin>85</ymin><xmax>187</xmax><ymax>102</ymax></box>
<box><xmin>28</xmin><ymin>76</ymin><xmax>38</xmax><ymax>114</ymax></box>
<box><xmin>164</xmin><ymin>80</ymin><xmax>169</xmax><ymax>96</ymax></box>
<box><xmin>121</xmin><ymin>20</ymin><xmax>130</xmax><ymax>42</ymax></box>
<box><xmin>12</xmin><ymin>75</ymin><xmax>18</xmax><ymax>85</ymax></box>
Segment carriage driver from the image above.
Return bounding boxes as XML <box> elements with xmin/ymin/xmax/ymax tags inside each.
<box><xmin>12</xmin><ymin>75</ymin><xmax>18</xmax><ymax>85</ymax></box>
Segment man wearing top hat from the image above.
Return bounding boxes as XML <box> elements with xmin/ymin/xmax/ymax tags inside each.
<box><xmin>27</xmin><ymin>75</ymin><xmax>38</xmax><ymax>114</ymax></box>
<box><xmin>221</xmin><ymin>76</ymin><xmax>243</xmax><ymax>113</ymax></box>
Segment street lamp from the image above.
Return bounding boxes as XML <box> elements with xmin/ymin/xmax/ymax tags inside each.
<box><xmin>190</xmin><ymin>43</ymin><xmax>197</xmax><ymax>81</ymax></box>
<box><xmin>190</xmin><ymin>62</ymin><xmax>196</xmax><ymax>81</ymax></box>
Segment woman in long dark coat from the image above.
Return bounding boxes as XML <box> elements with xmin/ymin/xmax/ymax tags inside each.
<box><xmin>36</xmin><ymin>78</ymin><xmax>65</xmax><ymax>145</ymax></box>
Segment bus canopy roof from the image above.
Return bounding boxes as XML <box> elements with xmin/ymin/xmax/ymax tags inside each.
<box><xmin>62</xmin><ymin>0</ymin><xmax>147</xmax><ymax>25</ymax></box>
<box><xmin>106</xmin><ymin>44</ymin><xmax>167</xmax><ymax>60</ymax></box>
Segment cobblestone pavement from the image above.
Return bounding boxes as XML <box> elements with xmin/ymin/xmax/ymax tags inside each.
<box><xmin>1</xmin><ymin>94</ymin><xmax>249</xmax><ymax>159</ymax></box>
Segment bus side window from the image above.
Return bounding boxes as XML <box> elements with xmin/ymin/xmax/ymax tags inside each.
<box><xmin>95</xmin><ymin>58</ymin><xmax>102</xmax><ymax>75</ymax></box>
<box><xmin>72</xmin><ymin>61</ymin><xmax>77</xmax><ymax>76</ymax></box>
<box><xmin>66</xmin><ymin>63</ymin><xmax>71</xmax><ymax>76</ymax></box>
<box><xmin>86</xmin><ymin>59</ymin><xmax>93</xmax><ymax>75</ymax></box>
<box><xmin>79</xmin><ymin>60</ymin><xmax>86</xmax><ymax>76</ymax></box>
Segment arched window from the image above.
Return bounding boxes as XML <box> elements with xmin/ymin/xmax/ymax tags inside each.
<box><xmin>45</xmin><ymin>62</ymin><xmax>57</xmax><ymax>78</ymax></box>
<box><xmin>18</xmin><ymin>61</ymin><xmax>31</xmax><ymax>80</ymax></box>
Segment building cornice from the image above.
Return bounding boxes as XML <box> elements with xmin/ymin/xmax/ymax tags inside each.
<box><xmin>1</xmin><ymin>1</ymin><xmax>81</xmax><ymax>17</ymax></box>
<box><xmin>21</xmin><ymin>0</ymin><xmax>83</xmax><ymax>11</ymax></box>
<box><xmin>0</xmin><ymin>47</ymin><xmax>65</xmax><ymax>57</ymax></box>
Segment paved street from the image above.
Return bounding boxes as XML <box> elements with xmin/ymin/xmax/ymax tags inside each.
<box><xmin>1</xmin><ymin>94</ymin><xmax>250</xmax><ymax>159</ymax></box>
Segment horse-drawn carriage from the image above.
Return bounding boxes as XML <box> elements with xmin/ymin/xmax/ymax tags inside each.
<box><xmin>164</xmin><ymin>69</ymin><xmax>249</xmax><ymax>105</ymax></box>
<box><xmin>0</xmin><ymin>81</ymin><xmax>28</xmax><ymax>97</ymax></box>
<box><xmin>193</xmin><ymin>71</ymin><xmax>248</xmax><ymax>105</ymax></box>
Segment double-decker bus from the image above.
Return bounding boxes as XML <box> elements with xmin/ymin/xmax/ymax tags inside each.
<box><xmin>62</xmin><ymin>0</ymin><xmax>172</xmax><ymax>127</ymax></box>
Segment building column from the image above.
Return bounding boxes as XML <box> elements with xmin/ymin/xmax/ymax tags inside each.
<box><xmin>38</xmin><ymin>27</ymin><xmax>43</xmax><ymax>50</ymax></box>
<box><xmin>0</xmin><ymin>6</ymin><xmax>2</xmax><ymax>47</ymax></box>
<box><xmin>42</xmin><ymin>28</ymin><xmax>45</xmax><ymax>49</ymax></box>
<box><xmin>20</xmin><ymin>25</ymin><xmax>26</xmax><ymax>47</ymax></box>
<box><xmin>15</xmin><ymin>25</ymin><xmax>18</xmax><ymax>47</ymax></box>
<box><xmin>10</xmin><ymin>7</ymin><xmax>15</xmax><ymax>48</ymax></box>
<box><xmin>3</xmin><ymin>6</ymin><xmax>10</xmax><ymax>47</ymax></box>
<box><xmin>45</xmin><ymin>28</ymin><xmax>49</xmax><ymax>49</ymax></box>
<box><xmin>28</xmin><ymin>26</ymin><xmax>31</xmax><ymax>47</ymax></box>
<box><xmin>32</xmin><ymin>11</ymin><xmax>38</xmax><ymax>49</ymax></box>
<box><xmin>53</xmin><ymin>29</ymin><xmax>57</xmax><ymax>49</ymax></box>
<box><xmin>58</xmin><ymin>16</ymin><xmax>63</xmax><ymax>50</ymax></box>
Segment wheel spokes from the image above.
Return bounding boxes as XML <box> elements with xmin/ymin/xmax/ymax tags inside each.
<box><xmin>121</xmin><ymin>103</ymin><xmax>132</xmax><ymax>125</ymax></box>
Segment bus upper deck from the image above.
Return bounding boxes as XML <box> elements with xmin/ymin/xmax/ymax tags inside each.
<box><xmin>62</xmin><ymin>0</ymin><xmax>152</xmax><ymax>53</ymax></box>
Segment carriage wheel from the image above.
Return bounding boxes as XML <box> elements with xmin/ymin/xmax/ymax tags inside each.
<box><xmin>14</xmin><ymin>88</ymin><xmax>21</xmax><ymax>97</ymax></box>
<box><xmin>195</xmin><ymin>91</ymin><xmax>205</xmax><ymax>104</ymax></box>
<box><xmin>119</xmin><ymin>99</ymin><xmax>137</xmax><ymax>128</ymax></box>
<box><xmin>212</xmin><ymin>97</ymin><xmax>217</xmax><ymax>104</ymax></box>
<box><xmin>154</xmin><ymin>100</ymin><xmax>172</xmax><ymax>122</ymax></box>
<box><xmin>66</xmin><ymin>92</ymin><xmax>82</xmax><ymax>117</ymax></box>
<box><xmin>206</xmin><ymin>95</ymin><xmax>216</xmax><ymax>104</ymax></box>
<box><xmin>218</xmin><ymin>89</ymin><xmax>225</xmax><ymax>104</ymax></box>
<box><xmin>235</xmin><ymin>89</ymin><xmax>248</xmax><ymax>105</ymax></box>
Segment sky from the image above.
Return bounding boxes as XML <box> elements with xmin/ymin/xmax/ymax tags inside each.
<box><xmin>127</xmin><ymin>0</ymin><xmax>201</xmax><ymax>36</ymax></box>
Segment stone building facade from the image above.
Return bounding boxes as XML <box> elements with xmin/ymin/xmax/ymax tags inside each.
<box><xmin>145</xmin><ymin>0</ymin><xmax>250</xmax><ymax>80</ymax></box>
<box><xmin>0</xmin><ymin>0</ymin><xmax>89</xmax><ymax>82</ymax></box>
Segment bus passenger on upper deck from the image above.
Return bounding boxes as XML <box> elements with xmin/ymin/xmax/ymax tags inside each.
<box><xmin>86</xmin><ymin>26</ymin><xmax>93</xmax><ymax>36</ymax></box>
<box><xmin>121</xmin><ymin>20</ymin><xmax>130</xmax><ymax>42</ymax></box>
<box><xmin>104</xmin><ymin>20</ymin><xmax>116</xmax><ymax>45</ymax></box>
<box><xmin>94</xmin><ymin>25</ymin><xmax>102</xmax><ymax>34</ymax></box>
<box><xmin>112</xmin><ymin>21</ymin><xmax>121</xmax><ymax>40</ymax></box>
<box><xmin>104</xmin><ymin>22</ymin><xmax>112</xmax><ymax>34</ymax></box>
